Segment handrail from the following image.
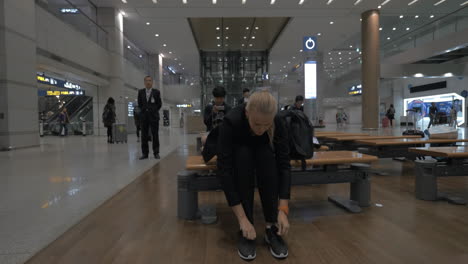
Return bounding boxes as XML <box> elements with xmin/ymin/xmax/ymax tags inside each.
<box><xmin>62</xmin><ymin>0</ymin><xmax>109</xmax><ymax>35</ymax></box>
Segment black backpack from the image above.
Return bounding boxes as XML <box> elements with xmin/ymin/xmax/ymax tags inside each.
<box><xmin>280</xmin><ymin>109</ymin><xmax>314</xmax><ymax>170</ymax></box>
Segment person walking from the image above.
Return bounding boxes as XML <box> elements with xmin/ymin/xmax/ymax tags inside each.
<box><xmin>102</xmin><ymin>97</ymin><xmax>116</xmax><ymax>143</ymax></box>
<box><xmin>133</xmin><ymin>104</ymin><xmax>142</xmax><ymax>142</ymax></box>
<box><xmin>386</xmin><ymin>104</ymin><xmax>396</xmax><ymax>127</ymax></box>
<box><xmin>237</xmin><ymin>88</ymin><xmax>250</xmax><ymax>105</ymax></box>
<box><xmin>218</xmin><ymin>91</ymin><xmax>291</xmax><ymax>261</ymax></box>
<box><xmin>138</xmin><ymin>76</ymin><xmax>162</xmax><ymax>159</ymax></box>
<box><xmin>450</xmin><ymin>106</ymin><xmax>458</xmax><ymax>128</ymax></box>
<box><xmin>59</xmin><ymin>108</ymin><xmax>70</xmax><ymax>136</ymax></box>
<box><xmin>427</xmin><ymin>102</ymin><xmax>438</xmax><ymax>129</ymax></box>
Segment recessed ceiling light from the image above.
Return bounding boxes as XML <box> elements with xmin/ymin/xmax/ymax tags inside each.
<box><xmin>349</xmin><ymin>52</ymin><xmax>351</xmax><ymax>54</ymax></box>
<box><xmin>212</xmin><ymin>0</ymin><xmax>217</xmax><ymax>4</ymax></box>
<box><xmin>330</xmin><ymin>58</ymin><xmax>332</xmax><ymax>60</ymax></box>
<box><xmin>139</xmin><ymin>55</ymin><xmax>143</xmax><ymax>58</ymax></box>
<box><xmin>163</xmin><ymin>44</ymin><xmax>167</xmax><ymax>47</ymax></box>
<box><xmin>146</xmin><ymin>22</ymin><xmax>150</xmax><ymax>25</ymax></box>
<box><xmin>415</xmin><ymin>15</ymin><xmax>419</xmax><ymax>18</ymax></box>
<box><xmin>217</xmin><ymin>44</ymin><xmax>221</xmax><ymax>47</ymax></box>
<box><xmin>283</xmin><ymin>66</ymin><xmax>286</xmax><ymax>68</ymax></box>
<box><xmin>406</xmin><ymin>27</ymin><xmax>410</xmax><ymax>30</ymax></box>
<box><xmin>354</xmin><ymin>0</ymin><xmax>362</xmax><ymax>5</ymax></box>
<box><xmin>242</xmin><ymin>44</ymin><xmax>245</xmax><ymax>46</ymax></box>
<box><xmin>217</xmin><ymin>36</ymin><xmax>220</xmax><ymax>40</ymax></box>
<box><xmin>252</xmin><ymin>36</ymin><xmax>255</xmax><ymax>39</ymax></box>
<box><xmin>226</xmin><ymin>36</ymin><xmax>229</xmax><ymax>39</ymax></box>
<box><xmin>338</xmin><ymin>52</ymin><xmax>341</xmax><ymax>55</ymax></box>
<box><xmin>216</xmin><ymin>27</ymin><xmax>220</xmax><ymax>30</ymax></box>
<box><xmin>330</xmin><ymin>21</ymin><xmax>334</xmax><ymax>25</ymax></box>
<box><xmin>155</xmin><ymin>34</ymin><xmax>159</xmax><ymax>37</ymax></box>
<box><xmin>242</xmin><ymin>0</ymin><xmax>246</xmax><ymax>4</ymax></box>
<box><xmin>244</xmin><ymin>36</ymin><xmax>247</xmax><ymax>39</ymax></box>
<box><xmin>288</xmin><ymin>61</ymin><xmax>291</xmax><ymax>64</ymax></box>
<box><xmin>298</xmin><ymin>0</ymin><xmax>305</xmax><ymax>5</ymax></box>
<box><xmin>183</xmin><ymin>0</ymin><xmax>187</xmax><ymax>4</ymax></box>
<box><xmin>179</xmin><ymin>63</ymin><xmax>182</xmax><ymax>66</ymax></box>
<box><xmin>326</xmin><ymin>0</ymin><xmax>334</xmax><ymax>5</ymax></box>
<box><xmin>399</xmin><ymin>15</ymin><xmax>404</xmax><ymax>18</ymax></box>
<box><xmin>349</xmin><ymin>45</ymin><xmax>353</xmax><ymax>48</ymax></box>
<box><xmin>175</xmin><ymin>58</ymin><xmax>178</xmax><ymax>60</ymax></box>
<box><xmin>292</xmin><ymin>56</ymin><xmax>296</xmax><ymax>59</ymax></box>
<box><xmin>255</xmin><ymin>27</ymin><xmax>259</xmax><ymax>30</ymax></box>
<box><xmin>246</xmin><ymin>27</ymin><xmax>249</xmax><ymax>30</ymax></box>
<box><xmin>378</xmin><ymin>5</ymin><xmax>382</xmax><ymax>9</ymax></box>
<box><xmin>392</xmin><ymin>27</ymin><xmax>396</xmax><ymax>31</ymax></box>
<box><xmin>127</xmin><ymin>45</ymin><xmax>131</xmax><ymax>49</ymax></box>
<box><xmin>169</xmin><ymin>51</ymin><xmax>172</xmax><ymax>54</ymax></box>
<box><xmin>226</xmin><ymin>27</ymin><xmax>229</xmax><ymax>30</ymax></box>
<box><xmin>339</xmin><ymin>57</ymin><xmax>342</xmax><ymax>60</ymax></box>
<box><xmin>379</xmin><ymin>27</ymin><xmax>383</xmax><ymax>31</ymax></box>
<box><xmin>414</xmin><ymin>73</ymin><xmax>424</xmax><ymax>77</ymax></box>
<box><xmin>328</xmin><ymin>52</ymin><xmax>331</xmax><ymax>55</ymax></box>
<box><xmin>317</xmin><ymin>33</ymin><xmax>322</xmax><ymax>36</ymax></box>
<box><xmin>121</xmin><ymin>0</ymin><xmax>127</xmax><ymax>3</ymax></box>
<box><xmin>408</xmin><ymin>0</ymin><xmax>418</xmax><ymax>5</ymax></box>
<box><xmin>249</xmin><ymin>44</ymin><xmax>253</xmax><ymax>47</ymax></box>
<box><xmin>434</xmin><ymin>0</ymin><xmax>446</xmax><ymax>6</ymax></box>
<box><xmin>152</xmin><ymin>0</ymin><xmax>157</xmax><ymax>3</ymax></box>
<box><xmin>387</xmin><ymin>37</ymin><xmax>391</xmax><ymax>40</ymax></box>
<box><xmin>299</xmin><ymin>49</ymin><xmax>303</xmax><ymax>52</ymax></box>
<box><xmin>270</xmin><ymin>0</ymin><xmax>276</xmax><ymax>4</ymax></box>
<box><xmin>462</xmin><ymin>1</ymin><xmax>468</xmax><ymax>6</ymax></box>
<box><xmin>430</xmin><ymin>15</ymin><xmax>435</xmax><ymax>18</ymax></box>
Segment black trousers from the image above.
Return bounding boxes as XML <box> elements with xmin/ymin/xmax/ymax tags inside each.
<box><xmin>136</xmin><ymin>124</ymin><xmax>141</xmax><ymax>138</ymax></box>
<box><xmin>106</xmin><ymin>126</ymin><xmax>112</xmax><ymax>140</ymax></box>
<box><xmin>234</xmin><ymin>143</ymin><xmax>279</xmax><ymax>224</ymax></box>
<box><xmin>141</xmin><ymin>119</ymin><xmax>159</xmax><ymax>156</ymax></box>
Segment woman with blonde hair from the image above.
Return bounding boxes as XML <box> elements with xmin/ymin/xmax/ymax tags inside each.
<box><xmin>217</xmin><ymin>90</ymin><xmax>291</xmax><ymax>260</ymax></box>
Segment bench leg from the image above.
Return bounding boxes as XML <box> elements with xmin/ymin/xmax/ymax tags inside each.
<box><xmin>177</xmin><ymin>171</ymin><xmax>199</xmax><ymax>220</ymax></box>
<box><xmin>350</xmin><ymin>173</ymin><xmax>371</xmax><ymax>207</ymax></box>
<box><xmin>415</xmin><ymin>161</ymin><xmax>438</xmax><ymax>201</ymax></box>
<box><xmin>328</xmin><ymin>196</ymin><xmax>362</xmax><ymax>213</ymax></box>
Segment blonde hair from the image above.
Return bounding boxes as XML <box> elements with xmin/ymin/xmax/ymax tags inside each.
<box><xmin>246</xmin><ymin>91</ymin><xmax>278</xmax><ymax>144</ymax></box>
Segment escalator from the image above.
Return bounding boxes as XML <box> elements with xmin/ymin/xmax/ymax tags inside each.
<box><xmin>68</xmin><ymin>97</ymin><xmax>93</xmax><ymax>135</ymax></box>
<box><xmin>46</xmin><ymin>96</ymin><xmax>93</xmax><ymax>135</ymax></box>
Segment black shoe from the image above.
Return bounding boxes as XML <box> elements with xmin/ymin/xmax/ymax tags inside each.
<box><xmin>154</xmin><ymin>154</ymin><xmax>160</xmax><ymax>159</ymax></box>
<box><xmin>238</xmin><ymin>231</ymin><xmax>256</xmax><ymax>261</ymax></box>
<box><xmin>139</xmin><ymin>155</ymin><xmax>148</xmax><ymax>160</ymax></box>
<box><xmin>265</xmin><ymin>226</ymin><xmax>288</xmax><ymax>259</ymax></box>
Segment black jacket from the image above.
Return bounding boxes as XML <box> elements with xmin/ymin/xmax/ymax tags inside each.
<box><xmin>217</xmin><ymin>105</ymin><xmax>292</xmax><ymax>207</ymax></box>
<box><xmin>138</xmin><ymin>88</ymin><xmax>162</xmax><ymax>121</ymax></box>
<box><xmin>203</xmin><ymin>102</ymin><xmax>231</xmax><ymax>131</ymax></box>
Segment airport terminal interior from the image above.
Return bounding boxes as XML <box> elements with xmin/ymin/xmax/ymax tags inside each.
<box><xmin>3</xmin><ymin>0</ymin><xmax>468</xmax><ymax>263</ymax></box>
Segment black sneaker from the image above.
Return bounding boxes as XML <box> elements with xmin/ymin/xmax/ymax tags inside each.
<box><xmin>238</xmin><ymin>231</ymin><xmax>256</xmax><ymax>261</ymax></box>
<box><xmin>265</xmin><ymin>225</ymin><xmax>288</xmax><ymax>259</ymax></box>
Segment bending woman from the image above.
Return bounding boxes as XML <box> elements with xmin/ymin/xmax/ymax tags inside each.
<box><xmin>217</xmin><ymin>91</ymin><xmax>291</xmax><ymax>260</ymax></box>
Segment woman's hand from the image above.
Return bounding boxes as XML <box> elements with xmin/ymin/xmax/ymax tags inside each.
<box><xmin>239</xmin><ymin>218</ymin><xmax>256</xmax><ymax>240</ymax></box>
<box><xmin>277</xmin><ymin>211</ymin><xmax>290</xmax><ymax>236</ymax></box>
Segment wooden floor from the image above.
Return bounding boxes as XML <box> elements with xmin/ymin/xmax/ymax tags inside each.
<box><xmin>27</xmin><ymin>146</ymin><xmax>468</xmax><ymax>264</ymax></box>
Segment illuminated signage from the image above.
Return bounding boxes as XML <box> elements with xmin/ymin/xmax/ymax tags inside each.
<box><xmin>60</xmin><ymin>8</ymin><xmax>79</xmax><ymax>14</ymax></box>
<box><xmin>43</xmin><ymin>90</ymin><xmax>85</xmax><ymax>96</ymax></box>
<box><xmin>348</xmin><ymin>84</ymin><xmax>362</xmax><ymax>96</ymax></box>
<box><xmin>128</xmin><ymin>102</ymin><xmax>135</xmax><ymax>117</ymax></box>
<box><xmin>303</xmin><ymin>36</ymin><xmax>317</xmax><ymax>51</ymax></box>
<box><xmin>37</xmin><ymin>74</ymin><xmax>82</xmax><ymax>90</ymax></box>
<box><xmin>304</xmin><ymin>61</ymin><xmax>317</xmax><ymax>99</ymax></box>
<box><xmin>177</xmin><ymin>104</ymin><xmax>192</xmax><ymax>108</ymax></box>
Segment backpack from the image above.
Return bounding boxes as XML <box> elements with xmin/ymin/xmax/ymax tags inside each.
<box><xmin>279</xmin><ymin>109</ymin><xmax>314</xmax><ymax>170</ymax></box>
<box><xmin>102</xmin><ymin>106</ymin><xmax>112</xmax><ymax>124</ymax></box>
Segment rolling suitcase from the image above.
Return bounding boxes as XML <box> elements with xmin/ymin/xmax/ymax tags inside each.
<box><xmin>403</xmin><ymin>109</ymin><xmax>425</xmax><ymax>138</ymax></box>
<box><xmin>113</xmin><ymin>123</ymin><xmax>127</xmax><ymax>143</ymax></box>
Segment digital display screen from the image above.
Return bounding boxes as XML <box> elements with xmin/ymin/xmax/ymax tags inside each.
<box><xmin>304</xmin><ymin>61</ymin><xmax>317</xmax><ymax>99</ymax></box>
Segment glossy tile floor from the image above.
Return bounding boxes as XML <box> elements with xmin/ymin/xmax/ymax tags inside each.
<box><xmin>0</xmin><ymin>127</ymin><xmax>194</xmax><ymax>264</ymax></box>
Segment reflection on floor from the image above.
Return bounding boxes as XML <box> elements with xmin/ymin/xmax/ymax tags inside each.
<box><xmin>0</xmin><ymin>128</ymin><xmax>194</xmax><ymax>264</ymax></box>
<box><xmin>25</xmin><ymin>126</ymin><xmax>468</xmax><ymax>264</ymax></box>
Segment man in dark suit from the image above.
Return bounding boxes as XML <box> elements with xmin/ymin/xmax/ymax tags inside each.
<box><xmin>237</xmin><ymin>88</ymin><xmax>250</xmax><ymax>106</ymax></box>
<box><xmin>138</xmin><ymin>76</ymin><xmax>162</xmax><ymax>160</ymax></box>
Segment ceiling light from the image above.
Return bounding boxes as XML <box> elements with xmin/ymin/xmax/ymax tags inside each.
<box><xmin>328</xmin><ymin>52</ymin><xmax>331</xmax><ymax>55</ymax></box>
<box><xmin>283</xmin><ymin>66</ymin><xmax>286</xmax><ymax>68</ymax></box>
<box><xmin>434</xmin><ymin>0</ymin><xmax>446</xmax><ymax>6</ymax></box>
<box><xmin>182</xmin><ymin>68</ymin><xmax>185</xmax><ymax>70</ymax></box>
<box><xmin>183</xmin><ymin>0</ymin><xmax>187</xmax><ymax>4</ymax></box>
<box><xmin>298</xmin><ymin>0</ymin><xmax>305</xmax><ymax>4</ymax></box>
<box><xmin>414</xmin><ymin>73</ymin><xmax>424</xmax><ymax>77</ymax></box>
<box><xmin>217</xmin><ymin>36</ymin><xmax>220</xmax><ymax>39</ymax></box>
<box><xmin>255</xmin><ymin>27</ymin><xmax>259</xmax><ymax>30</ymax></box>
<box><xmin>330</xmin><ymin>58</ymin><xmax>332</xmax><ymax>60</ymax></box>
<box><xmin>163</xmin><ymin>44</ymin><xmax>167</xmax><ymax>47</ymax></box>
<box><xmin>338</xmin><ymin>52</ymin><xmax>341</xmax><ymax>55</ymax></box>
<box><xmin>152</xmin><ymin>0</ymin><xmax>157</xmax><ymax>3</ymax></box>
<box><xmin>175</xmin><ymin>58</ymin><xmax>178</xmax><ymax>60</ymax></box>
<box><xmin>225</xmin><ymin>27</ymin><xmax>229</xmax><ymax>30</ymax></box>
<box><xmin>379</xmin><ymin>27</ymin><xmax>382</xmax><ymax>31</ymax></box>
<box><xmin>408</xmin><ymin>0</ymin><xmax>418</xmax><ymax>5</ymax></box>
<box><xmin>349</xmin><ymin>45</ymin><xmax>353</xmax><ymax>48</ymax></box>
<box><xmin>378</xmin><ymin>5</ymin><xmax>382</xmax><ymax>9</ymax></box>
<box><xmin>155</xmin><ymin>34</ymin><xmax>159</xmax><ymax>37</ymax></box>
<box><xmin>139</xmin><ymin>55</ymin><xmax>143</xmax><ymax>58</ymax></box>
<box><xmin>399</xmin><ymin>15</ymin><xmax>404</xmax><ymax>18</ymax></box>
<box><xmin>225</xmin><ymin>44</ymin><xmax>228</xmax><ymax>46</ymax></box>
<box><xmin>218</xmin><ymin>44</ymin><xmax>221</xmax><ymax>47</ymax></box>
<box><xmin>292</xmin><ymin>56</ymin><xmax>296</xmax><ymax>59</ymax></box>
<box><xmin>249</xmin><ymin>44</ymin><xmax>253</xmax><ymax>47</ymax></box>
<box><xmin>226</xmin><ymin>36</ymin><xmax>229</xmax><ymax>39</ymax></box>
<box><xmin>146</xmin><ymin>22</ymin><xmax>150</xmax><ymax>25</ymax></box>
<box><xmin>242</xmin><ymin>44</ymin><xmax>245</xmax><ymax>47</ymax></box>
<box><xmin>387</xmin><ymin>37</ymin><xmax>391</xmax><ymax>40</ymax></box>
<box><xmin>212</xmin><ymin>0</ymin><xmax>217</xmax><ymax>4</ymax></box>
<box><xmin>330</xmin><ymin>21</ymin><xmax>334</xmax><ymax>25</ymax></box>
<box><xmin>179</xmin><ymin>63</ymin><xmax>182</xmax><ymax>66</ymax></box>
<box><xmin>380</xmin><ymin>0</ymin><xmax>391</xmax><ymax>6</ymax></box>
<box><xmin>270</xmin><ymin>0</ymin><xmax>276</xmax><ymax>4</ymax></box>
<box><xmin>406</xmin><ymin>27</ymin><xmax>410</xmax><ymax>30</ymax></box>
<box><xmin>244</xmin><ymin>36</ymin><xmax>247</xmax><ymax>39</ymax></box>
<box><xmin>169</xmin><ymin>51</ymin><xmax>172</xmax><ymax>54</ymax></box>
<box><xmin>339</xmin><ymin>57</ymin><xmax>342</xmax><ymax>60</ymax></box>
<box><xmin>317</xmin><ymin>33</ymin><xmax>322</xmax><ymax>36</ymax></box>
<box><xmin>392</xmin><ymin>27</ymin><xmax>396</xmax><ymax>31</ymax></box>
<box><xmin>127</xmin><ymin>45</ymin><xmax>131</xmax><ymax>49</ymax></box>
<box><xmin>251</xmin><ymin>36</ymin><xmax>255</xmax><ymax>39</ymax></box>
<box><xmin>462</xmin><ymin>1</ymin><xmax>468</xmax><ymax>6</ymax></box>
<box><xmin>246</xmin><ymin>27</ymin><xmax>249</xmax><ymax>30</ymax></box>
<box><xmin>216</xmin><ymin>27</ymin><xmax>220</xmax><ymax>30</ymax></box>
<box><xmin>121</xmin><ymin>0</ymin><xmax>127</xmax><ymax>3</ymax></box>
<box><xmin>415</xmin><ymin>15</ymin><xmax>419</xmax><ymax>18</ymax></box>
<box><xmin>300</xmin><ymin>49</ymin><xmax>303</xmax><ymax>52</ymax></box>
<box><xmin>242</xmin><ymin>0</ymin><xmax>246</xmax><ymax>4</ymax></box>
<box><xmin>430</xmin><ymin>15</ymin><xmax>435</xmax><ymax>18</ymax></box>
<box><xmin>288</xmin><ymin>61</ymin><xmax>291</xmax><ymax>64</ymax></box>
<box><xmin>354</xmin><ymin>0</ymin><xmax>362</xmax><ymax>5</ymax></box>
<box><xmin>326</xmin><ymin>0</ymin><xmax>334</xmax><ymax>5</ymax></box>
<box><xmin>349</xmin><ymin>52</ymin><xmax>351</xmax><ymax>54</ymax></box>
<box><xmin>444</xmin><ymin>72</ymin><xmax>454</xmax><ymax>77</ymax></box>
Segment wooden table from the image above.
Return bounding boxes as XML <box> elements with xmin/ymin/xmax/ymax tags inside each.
<box><xmin>355</xmin><ymin>138</ymin><xmax>468</xmax><ymax>159</ymax></box>
<box><xmin>326</xmin><ymin>135</ymin><xmax>422</xmax><ymax>142</ymax></box>
<box><xmin>316</xmin><ymin>133</ymin><xmax>369</xmax><ymax>139</ymax></box>
<box><xmin>408</xmin><ymin>146</ymin><xmax>468</xmax><ymax>205</ymax></box>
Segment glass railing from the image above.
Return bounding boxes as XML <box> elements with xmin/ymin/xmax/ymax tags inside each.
<box><xmin>123</xmin><ymin>35</ymin><xmax>150</xmax><ymax>74</ymax></box>
<box><xmin>36</xmin><ymin>0</ymin><xmax>108</xmax><ymax>49</ymax></box>
<box><xmin>382</xmin><ymin>6</ymin><xmax>468</xmax><ymax>58</ymax></box>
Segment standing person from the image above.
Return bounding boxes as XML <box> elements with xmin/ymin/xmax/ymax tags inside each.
<box><xmin>450</xmin><ymin>106</ymin><xmax>458</xmax><ymax>128</ymax></box>
<box><xmin>336</xmin><ymin>110</ymin><xmax>342</xmax><ymax>128</ymax></box>
<box><xmin>427</xmin><ymin>102</ymin><xmax>438</xmax><ymax>129</ymax></box>
<box><xmin>102</xmin><ymin>97</ymin><xmax>116</xmax><ymax>143</ymax></box>
<box><xmin>204</xmin><ymin>86</ymin><xmax>232</xmax><ymax>132</ymax></box>
<box><xmin>218</xmin><ymin>91</ymin><xmax>291</xmax><ymax>261</ymax></box>
<box><xmin>237</xmin><ymin>88</ymin><xmax>250</xmax><ymax>105</ymax></box>
<box><xmin>291</xmin><ymin>95</ymin><xmax>304</xmax><ymax>111</ymax></box>
<box><xmin>386</xmin><ymin>104</ymin><xmax>396</xmax><ymax>127</ymax></box>
<box><xmin>59</xmin><ymin>108</ymin><xmax>70</xmax><ymax>136</ymax></box>
<box><xmin>138</xmin><ymin>76</ymin><xmax>162</xmax><ymax>160</ymax></box>
<box><xmin>133</xmin><ymin>103</ymin><xmax>142</xmax><ymax>142</ymax></box>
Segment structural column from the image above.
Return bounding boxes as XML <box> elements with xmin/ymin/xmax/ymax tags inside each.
<box><xmin>361</xmin><ymin>10</ymin><xmax>380</xmax><ymax>129</ymax></box>
<box><xmin>97</xmin><ymin>8</ymin><xmax>125</xmax><ymax>135</ymax></box>
<box><xmin>0</xmin><ymin>1</ymin><xmax>38</xmax><ymax>150</ymax></box>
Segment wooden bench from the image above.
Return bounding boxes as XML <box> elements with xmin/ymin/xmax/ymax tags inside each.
<box><xmin>178</xmin><ymin>151</ymin><xmax>378</xmax><ymax>220</ymax></box>
<box><xmin>355</xmin><ymin>138</ymin><xmax>468</xmax><ymax>160</ymax></box>
<box><xmin>324</xmin><ymin>135</ymin><xmax>422</xmax><ymax>150</ymax></box>
<box><xmin>409</xmin><ymin>147</ymin><xmax>468</xmax><ymax>205</ymax></box>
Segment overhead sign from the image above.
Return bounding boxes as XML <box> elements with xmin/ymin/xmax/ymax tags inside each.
<box><xmin>304</xmin><ymin>61</ymin><xmax>317</xmax><ymax>99</ymax></box>
<box><xmin>177</xmin><ymin>104</ymin><xmax>192</xmax><ymax>108</ymax></box>
<box><xmin>38</xmin><ymin>90</ymin><xmax>85</xmax><ymax>96</ymax></box>
<box><xmin>37</xmin><ymin>74</ymin><xmax>82</xmax><ymax>90</ymax></box>
<box><xmin>303</xmin><ymin>36</ymin><xmax>317</xmax><ymax>51</ymax></box>
<box><xmin>60</xmin><ymin>8</ymin><xmax>79</xmax><ymax>14</ymax></box>
<box><xmin>348</xmin><ymin>84</ymin><xmax>362</xmax><ymax>96</ymax></box>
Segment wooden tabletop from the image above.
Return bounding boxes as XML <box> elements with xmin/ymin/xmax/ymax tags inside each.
<box><xmin>186</xmin><ymin>151</ymin><xmax>378</xmax><ymax>171</ymax></box>
<box><xmin>316</xmin><ymin>133</ymin><xmax>369</xmax><ymax>139</ymax></box>
<box><xmin>326</xmin><ymin>135</ymin><xmax>422</xmax><ymax>142</ymax></box>
<box><xmin>355</xmin><ymin>138</ymin><xmax>468</xmax><ymax>146</ymax></box>
<box><xmin>315</xmin><ymin>131</ymin><xmax>346</xmax><ymax>135</ymax></box>
<box><xmin>409</xmin><ymin>147</ymin><xmax>468</xmax><ymax>158</ymax></box>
